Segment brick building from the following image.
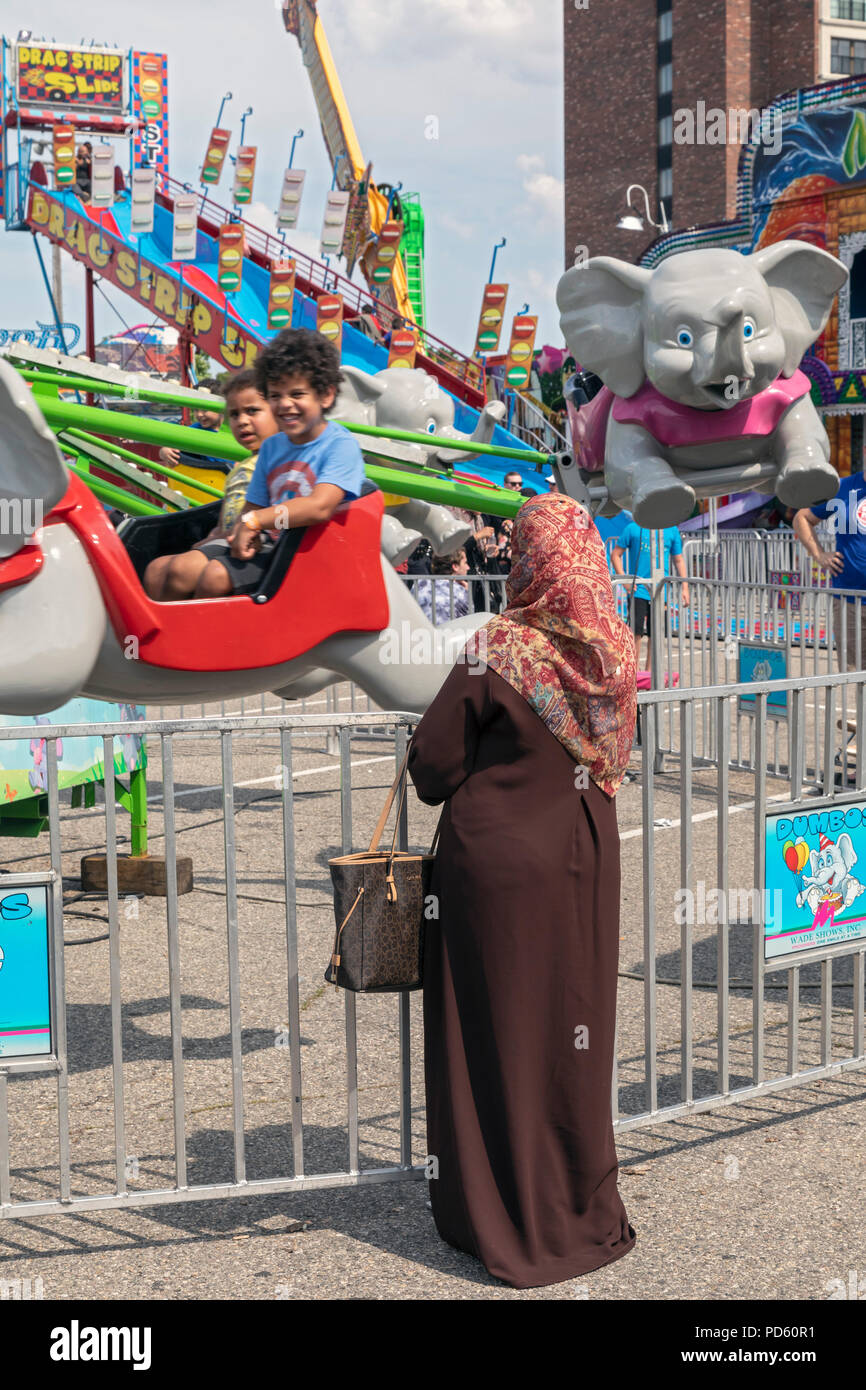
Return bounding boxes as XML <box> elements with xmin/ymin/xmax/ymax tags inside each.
<box><xmin>563</xmin><ymin>0</ymin><xmax>866</xmax><ymax>267</ymax></box>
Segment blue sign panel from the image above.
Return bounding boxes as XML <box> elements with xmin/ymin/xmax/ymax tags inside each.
<box><xmin>0</xmin><ymin>885</ymin><xmax>52</xmax><ymax>1059</ymax></box>
<box><xmin>738</xmin><ymin>641</ymin><xmax>787</xmax><ymax>710</ymax></box>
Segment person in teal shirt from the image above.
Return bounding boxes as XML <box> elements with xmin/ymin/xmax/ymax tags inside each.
<box><xmin>611</xmin><ymin>517</ymin><xmax>689</xmax><ymax>670</ymax></box>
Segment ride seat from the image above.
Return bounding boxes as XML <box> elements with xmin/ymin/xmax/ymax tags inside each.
<box><xmin>119</xmin><ymin>479</ymin><xmax>381</xmax><ymax>605</ymax></box>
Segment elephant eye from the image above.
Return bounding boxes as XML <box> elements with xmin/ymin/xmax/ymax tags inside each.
<box><xmin>425</xmin><ymin>419</ymin><xmax>437</xmax><ymax>433</ymax></box>
<box><xmin>743</xmin><ymin>317</ymin><xmax>757</xmax><ymax>340</ymax></box>
<box><xmin>675</xmin><ymin>326</ymin><xmax>693</xmax><ymax>348</ymax></box>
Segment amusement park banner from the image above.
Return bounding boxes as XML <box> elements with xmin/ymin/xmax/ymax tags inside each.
<box><xmin>131</xmin><ymin>52</ymin><xmax>169</xmax><ymax>179</ymax></box>
<box><xmin>28</xmin><ymin>187</ymin><xmax>263</xmax><ymax>371</ymax></box>
<box><xmin>16</xmin><ymin>42</ymin><xmax>124</xmax><ymax>111</ymax></box>
<box><xmin>764</xmin><ymin>799</ymin><xmax>866</xmax><ymax>962</ymax></box>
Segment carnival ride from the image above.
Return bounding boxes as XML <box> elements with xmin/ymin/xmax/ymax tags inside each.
<box><xmin>280</xmin><ymin>0</ymin><xmax>422</xmax><ymax>325</ymax></box>
<box><xmin>0</xmin><ymin>355</ymin><xmax>554</xmax><ymax>716</ymax></box>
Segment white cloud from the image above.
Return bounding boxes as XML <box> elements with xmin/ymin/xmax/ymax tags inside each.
<box><xmin>439</xmin><ymin>212</ymin><xmax>475</xmax><ymax>241</ymax></box>
<box><xmin>336</xmin><ymin>0</ymin><xmax>558</xmax><ymax>83</ymax></box>
<box><xmin>516</xmin><ymin>154</ymin><xmax>564</xmax><ymax>219</ymax></box>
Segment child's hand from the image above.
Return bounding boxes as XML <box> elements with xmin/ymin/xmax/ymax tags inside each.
<box><xmin>159</xmin><ymin>447</ymin><xmax>181</xmax><ymax>466</ymax></box>
<box><xmin>231</xmin><ymin>523</ymin><xmax>261</xmax><ymax>559</ymax></box>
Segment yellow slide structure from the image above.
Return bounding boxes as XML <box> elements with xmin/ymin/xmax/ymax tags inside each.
<box><xmin>281</xmin><ymin>0</ymin><xmax>416</xmax><ymax>324</ymax></box>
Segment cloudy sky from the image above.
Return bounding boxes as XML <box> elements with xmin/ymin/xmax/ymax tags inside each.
<box><xmin>1</xmin><ymin>0</ymin><xmax>564</xmax><ymax>357</ymax></box>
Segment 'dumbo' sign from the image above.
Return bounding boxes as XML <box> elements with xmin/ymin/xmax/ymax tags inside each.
<box><xmin>16</xmin><ymin>43</ymin><xmax>125</xmax><ymax>111</ymax></box>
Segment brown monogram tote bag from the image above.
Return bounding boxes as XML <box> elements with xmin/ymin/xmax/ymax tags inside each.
<box><xmin>325</xmin><ymin>750</ymin><xmax>440</xmax><ymax>992</ymax></box>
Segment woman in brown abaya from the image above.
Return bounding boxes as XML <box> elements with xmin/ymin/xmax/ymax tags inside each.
<box><xmin>408</xmin><ymin>491</ymin><xmax>637</xmax><ymax>1289</ymax></box>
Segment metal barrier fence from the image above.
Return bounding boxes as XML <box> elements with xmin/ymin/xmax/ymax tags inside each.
<box><xmin>682</xmin><ymin>526</ymin><xmax>835</xmax><ymax>586</ymax></box>
<box><xmin>1</xmin><ymin>680</ymin><xmax>864</xmax><ymax>1221</ymax></box>
<box><xmin>0</xmin><ymin>711</ymin><xmax>422</xmax><ymax>1219</ymax></box>
<box><xmin>622</xmin><ymin>669</ymin><xmax>866</xmax><ymax>1129</ymax></box>
<box><xmin>645</xmin><ymin>576</ymin><xmax>866</xmax><ymax>783</ymax></box>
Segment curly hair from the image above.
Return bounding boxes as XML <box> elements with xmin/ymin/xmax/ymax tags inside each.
<box><xmin>253</xmin><ymin>328</ymin><xmax>343</xmax><ymax>407</ymax></box>
<box><xmin>219</xmin><ymin>368</ymin><xmax>261</xmax><ymax>403</ymax></box>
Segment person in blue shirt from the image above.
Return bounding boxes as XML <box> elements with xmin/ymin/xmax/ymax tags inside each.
<box><xmin>794</xmin><ymin>475</ymin><xmax>866</xmax><ymax>670</ymax></box>
<box><xmin>195</xmin><ymin>330</ymin><xmax>366</xmax><ymax>597</ymax></box>
<box><xmin>610</xmin><ymin>516</ymin><xmax>689</xmax><ymax>670</ymax></box>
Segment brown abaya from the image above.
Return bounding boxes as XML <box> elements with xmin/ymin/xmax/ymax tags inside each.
<box><xmin>408</xmin><ymin>660</ymin><xmax>635</xmax><ymax>1289</ymax></box>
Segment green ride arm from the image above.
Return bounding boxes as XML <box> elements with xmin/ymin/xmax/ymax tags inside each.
<box><xmin>67</xmin><ymin>461</ymin><xmax>164</xmax><ymax>516</ymax></box>
<box><xmin>61</xmin><ymin>428</ymin><xmax>225</xmax><ymax>499</ymax></box>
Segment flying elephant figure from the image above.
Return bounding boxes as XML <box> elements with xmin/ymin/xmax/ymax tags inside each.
<box><xmin>0</xmin><ymin>358</ymin><xmax>488</xmax><ymax>717</ymax></box>
<box><xmin>335</xmin><ymin>366</ymin><xmax>508</xmax><ymax>564</ymax></box>
<box><xmin>555</xmin><ymin>242</ymin><xmax>848</xmax><ymax>529</ymax></box>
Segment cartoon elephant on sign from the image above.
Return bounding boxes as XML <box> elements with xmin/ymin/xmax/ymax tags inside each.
<box><xmin>335</xmin><ymin>366</ymin><xmax>507</xmax><ymax>563</ymax></box>
<box><xmin>555</xmin><ymin>243</ymin><xmax>848</xmax><ymax>528</ymax></box>
<box><xmin>795</xmin><ymin>832</ymin><xmax>866</xmax><ymax>913</ymax></box>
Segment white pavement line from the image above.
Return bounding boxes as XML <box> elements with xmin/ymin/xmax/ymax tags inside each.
<box><xmin>145</xmin><ymin>754</ymin><xmax>394</xmax><ymax>806</ymax></box>
<box><xmin>619</xmin><ymin>791</ymin><xmax>790</xmax><ymax>842</ymax></box>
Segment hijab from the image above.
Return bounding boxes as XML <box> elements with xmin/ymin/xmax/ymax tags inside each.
<box><xmin>473</xmin><ymin>492</ymin><xmax>636</xmax><ymax>796</ymax></box>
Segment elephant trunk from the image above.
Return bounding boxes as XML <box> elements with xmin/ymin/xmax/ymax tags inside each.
<box><xmin>698</xmin><ymin>301</ymin><xmax>754</xmax><ymax>387</ymax></box>
<box><xmin>433</xmin><ymin>400</ymin><xmax>507</xmax><ymax>465</ymax></box>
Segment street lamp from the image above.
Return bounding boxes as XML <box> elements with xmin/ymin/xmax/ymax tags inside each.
<box><xmin>616</xmin><ymin>184</ymin><xmax>670</xmax><ymax>234</ymax></box>
<box><xmin>489</xmin><ymin>237</ymin><xmax>506</xmax><ymax>282</ymax></box>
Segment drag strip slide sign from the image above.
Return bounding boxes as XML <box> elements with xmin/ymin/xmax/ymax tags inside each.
<box><xmin>764</xmin><ymin>799</ymin><xmax>866</xmax><ymax>961</ymax></box>
<box><xmin>16</xmin><ymin>43</ymin><xmax>124</xmax><ymax>111</ymax></box>
<box><xmin>28</xmin><ymin>188</ymin><xmax>262</xmax><ymax>371</ymax></box>
<box><xmin>0</xmin><ymin>886</ymin><xmax>52</xmax><ymax>1060</ymax></box>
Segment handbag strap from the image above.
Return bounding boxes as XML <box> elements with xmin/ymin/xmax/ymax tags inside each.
<box><xmin>367</xmin><ymin>747</ymin><xmax>443</xmax><ymax>902</ymax></box>
<box><xmin>368</xmin><ymin>749</ymin><xmax>410</xmax><ymax>852</ymax></box>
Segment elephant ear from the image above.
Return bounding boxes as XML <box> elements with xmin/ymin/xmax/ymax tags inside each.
<box><xmin>0</xmin><ymin>356</ymin><xmax>68</xmax><ymax>560</ymax></box>
<box><xmin>751</xmin><ymin>241</ymin><xmax>848</xmax><ymax>376</ymax></box>
<box><xmin>837</xmin><ymin>832</ymin><xmax>857</xmax><ymax>871</ymax></box>
<box><xmin>333</xmin><ymin>365</ymin><xmax>388</xmax><ymax>419</ymax></box>
<box><xmin>556</xmin><ymin>257</ymin><xmax>651</xmax><ymax>398</ymax></box>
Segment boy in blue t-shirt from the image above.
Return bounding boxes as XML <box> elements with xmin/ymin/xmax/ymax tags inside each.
<box><xmin>196</xmin><ymin>329</ymin><xmax>366</xmax><ymax>597</ymax></box>
<box><xmin>610</xmin><ymin>517</ymin><xmax>689</xmax><ymax>669</ymax></box>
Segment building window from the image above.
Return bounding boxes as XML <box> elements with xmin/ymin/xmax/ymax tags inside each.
<box><xmin>659</xmin><ymin>114</ymin><xmax>673</xmax><ymax>144</ymax></box>
<box><xmin>831</xmin><ymin>36</ymin><xmax>866</xmax><ymax>73</ymax></box>
<box><xmin>658</xmin><ymin>61</ymin><xmax>672</xmax><ymax>93</ymax></box>
<box><xmin>659</xmin><ymin>167</ymin><xmax>673</xmax><ymax>199</ymax></box>
<box><xmin>659</xmin><ymin>10</ymin><xmax>672</xmax><ymax>41</ymax></box>
<box><xmin>832</xmin><ymin>1</ymin><xmax>866</xmax><ymax>21</ymax></box>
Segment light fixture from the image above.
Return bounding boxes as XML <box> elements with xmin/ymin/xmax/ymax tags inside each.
<box><xmin>616</xmin><ymin>183</ymin><xmax>670</xmax><ymax>235</ymax></box>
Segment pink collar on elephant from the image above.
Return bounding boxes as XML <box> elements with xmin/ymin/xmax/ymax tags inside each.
<box><xmin>573</xmin><ymin>370</ymin><xmax>811</xmax><ymax>471</ymax></box>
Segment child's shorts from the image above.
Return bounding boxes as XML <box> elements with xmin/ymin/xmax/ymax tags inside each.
<box><xmin>199</xmin><ymin>537</ymin><xmax>277</xmax><ymax>595</ymax></box>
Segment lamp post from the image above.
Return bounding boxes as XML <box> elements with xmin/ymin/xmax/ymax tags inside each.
<box><xmin>489</xmin><ymin>236</ymin><xmax>506</xmax><ymax>282</ymax></box>
<box><xmin>616</xmin><ymin>183</ymin><xmax>670</xmax><ymax>234</ymax></box>
<box><xmin>216</xmin><ymin>90</ymin><xmax>233</xmax><ymax>129</ymax></box>
<box><xmin>288</xmin><ymin>128</ymin><xmax>304</xmax><ymax>168</ymax></box>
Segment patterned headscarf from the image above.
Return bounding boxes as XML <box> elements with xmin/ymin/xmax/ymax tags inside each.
<box><xmin>475</xmin><ymin>492</ymin><xmax>636</xmax><ymax>796</ymax></box>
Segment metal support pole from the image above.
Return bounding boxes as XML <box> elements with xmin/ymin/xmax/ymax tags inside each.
<box><xmin>31</xmin><ymin>233</ymin><xmax>70</xmax><ymax>355</ymax></box>
<box><xmin>489</xmin><ymin>237</ymin><xmax>506</xmax><ymax>283</ymax></box>
<box><xmin>129</xmin><ymin>764</ymin><xmax>148</xmax><ymax>857</ymax></box>
<box><xmin>84</xmin><ymin>265</ymin><xmax>96</xmax><ymax>406</ymax></box>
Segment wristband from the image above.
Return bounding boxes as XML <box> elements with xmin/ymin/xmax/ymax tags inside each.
<box><xmin>241</xmin><ymin>511</ymin><xmax>262</xmax><ymax>532</ymax></box>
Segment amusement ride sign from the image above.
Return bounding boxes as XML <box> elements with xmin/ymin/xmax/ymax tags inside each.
<box><xmin>16</xmin><ymin>43</ymin><xmax>124</xmax><ymax>111</ymax></box>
